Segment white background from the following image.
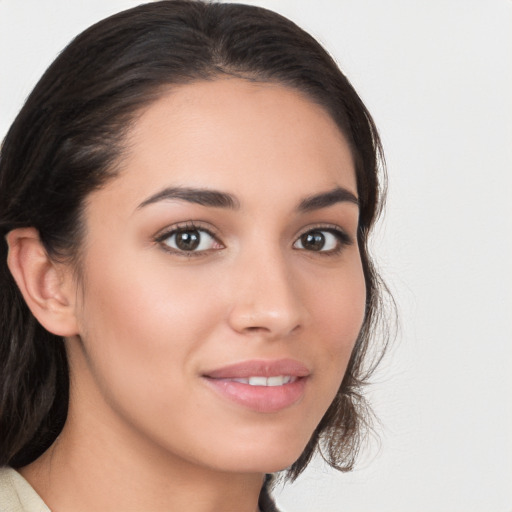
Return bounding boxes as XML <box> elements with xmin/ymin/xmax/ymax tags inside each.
<box><xmin>1</xmin><ymin>1</ymin><xmax>511</xmax><ymax>511</ymax></box>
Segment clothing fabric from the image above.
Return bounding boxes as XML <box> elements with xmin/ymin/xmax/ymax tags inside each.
<box><xmin>0</xmin><ymin>466</ymin><xmax>280</xmax><ymax>512</ymax></box>
<box><xmin>0</xmin><ymin>467</ymin><xmax>50</xmax><ymax>512</ymax></box>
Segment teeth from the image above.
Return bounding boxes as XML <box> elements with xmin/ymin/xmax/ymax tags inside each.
<box><xmin>249</xmin><ymin>376</ymin><xmax>268</xmax><ymax>386</ymax></box>
<box><xmin>267</xmin><ymin>376</ymin><xmax>290</xmax><ymax>386</ymax></box>
<box><xmin>230</xmin><ymin>376</ymin><xmax>295</xmax><ymax>386</ymax></box>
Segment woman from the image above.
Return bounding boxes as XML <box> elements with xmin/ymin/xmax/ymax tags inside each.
<box><xmin>0</xmin><ymin>1</ymin><xmax>387</xmax><ymax>510</ymax></box>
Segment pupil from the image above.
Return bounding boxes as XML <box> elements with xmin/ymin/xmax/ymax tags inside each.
<box><xmin>176</xmin><ymin>230</ymin><xmax>200</xmax><ymax>251</ymax></box>
<box><xmin>301</xmin><ymin>231</ymin><xmax>325</xmax><ymax>251</ymax></box>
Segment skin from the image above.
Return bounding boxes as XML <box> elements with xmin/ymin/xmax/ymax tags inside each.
<box><xmin>10</xmin><ymin>79</ymin><xmax>366</xmax><ymax>511</ymax></box>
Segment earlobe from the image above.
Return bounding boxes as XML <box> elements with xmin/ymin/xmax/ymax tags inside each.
<box><xmin>6</xmin><ymin>227</ymin><xmax>79</xmax><ymax>337</ymax></box>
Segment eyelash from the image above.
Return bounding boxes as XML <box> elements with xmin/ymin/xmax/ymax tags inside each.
<box><xmin>293</xmin><ymin>225</ymin><xmax>353</xmax><ymax>255</ymax></box>
<box><xmin>154</xmin><ymin>222</ymin><xmax>353</xmax><ymax>257</ymax></box>
<box><xmin>155</xmin><ymin>221</ymin><xmax>222</xmax><ymax>257</ymax></box>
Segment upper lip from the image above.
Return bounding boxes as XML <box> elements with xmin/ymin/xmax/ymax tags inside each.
<box><xmin>203</xmin><ymin>358</ymin><xmax>311</xmax><ymax>379</ymax></box>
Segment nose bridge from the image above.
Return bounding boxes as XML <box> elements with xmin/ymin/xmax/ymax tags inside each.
<box><xmin>228</xmin><ymin>242</ymin><xmax>305</xmax><ymax>337</ymax></box>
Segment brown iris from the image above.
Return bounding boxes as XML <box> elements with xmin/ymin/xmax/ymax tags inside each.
<box><xmin>175</xmin><ymin>229</ymin><xmax>201</xmax><ymax>251</ymax></box>
<box><xmin>299</xmin><ymin>231</ymin><xmax>326</xmax><ymax>251</ymax></box>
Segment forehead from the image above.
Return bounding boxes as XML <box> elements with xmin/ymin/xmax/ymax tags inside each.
<box><xmin>101</xmin><ymin>78</ymin><xmax>357</xmax><ymax>211</ymax></box>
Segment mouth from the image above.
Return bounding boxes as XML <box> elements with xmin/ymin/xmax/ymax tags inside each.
<box><xmin>202</xmin><ymin>359</ymin><xmax>310</xmax><ymax>413</ymax></box>
<box><xmin>227</xmin><ymin>375</ymin><xmax>298</xmax><ymax>386</ymax></box>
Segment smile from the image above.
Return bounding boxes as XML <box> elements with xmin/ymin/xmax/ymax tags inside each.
<box><xmin>228</xmin><ymin>376</ymin><xmax>297</xmax><ymax>386</ymax></box>
<box><xmin>202</xmin><ymin>359</ymin><xmax>310</xmax><ymax>413</ymax></box>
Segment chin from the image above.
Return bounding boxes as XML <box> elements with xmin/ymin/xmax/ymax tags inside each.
<box><xmin>207</xmin><ymin>434</ymin><xmax>312</xmax><ymax>475</ymax></box>
<box><xmin>198</xmin><ymin>410</ymin><xmax>323</xmax><ymax>474</ymax></box>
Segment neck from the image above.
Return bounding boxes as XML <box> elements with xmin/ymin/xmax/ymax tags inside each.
<box><xmin>20</xmin><ymin>389</ymin><xmax>265</xmax><ymax>512</ymax></box>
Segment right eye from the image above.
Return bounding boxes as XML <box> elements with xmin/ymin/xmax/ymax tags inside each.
<box><xmin>157</xmin><ymin>225</ymin><xmax>223</xmax><ymax>254</ymax></box>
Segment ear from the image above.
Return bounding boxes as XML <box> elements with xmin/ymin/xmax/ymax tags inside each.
<box><xmin>6</xmin><ymin>227</ymin><xmax>79</xmax><ymax>337</ymax></box>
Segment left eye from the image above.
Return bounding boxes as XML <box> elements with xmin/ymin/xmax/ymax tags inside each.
<box><xmin>293</xmin><ymin>229</ymin><xmax>347</xmax><ymax>252</ymax></box>
<box><xmin>160</xmin><ymin>228</ymin><xmax>219</xmax><ymax>253</ymax></box>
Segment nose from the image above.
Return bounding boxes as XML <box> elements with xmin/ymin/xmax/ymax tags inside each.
<box><xmin>227</xmin><ymin>250</ymin><xmax>306</xmax><ymax>339</ymax></box>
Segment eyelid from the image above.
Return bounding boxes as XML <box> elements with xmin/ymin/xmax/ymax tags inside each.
<box><xmin>154</xmin><ymin>221</ymin><xmax>224</xmax><ymax>255</ymax></box>
<box><xmin>296</xmin><ymin>223</ymin><xmax>353</xmax><ymax>242</ymax></box>
<box><xmin>293</xmin><ymin>223</ymin><xmax>354</xmax><ymax>252</ymax></box>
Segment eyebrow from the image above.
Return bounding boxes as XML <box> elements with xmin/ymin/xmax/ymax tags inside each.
<box><xmin>137</xmin><ymin>185</ymin><xmax>358</xmax><ymax>212</ymax></box>
<box><xmin>298</xmin><ymin>187</ymin><xmax>359</xmax><ymax>212</ymax></box>
<box><xmin>137</xmin><ymin>187</ymin><xmax>240</xmax><ymax>210</ymax></box>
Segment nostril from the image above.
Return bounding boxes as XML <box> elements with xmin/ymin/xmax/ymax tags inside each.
<box><xmin>245</xmin><ymin>326</ymin><xmax>270</xmax><ymax>333</ymax></box>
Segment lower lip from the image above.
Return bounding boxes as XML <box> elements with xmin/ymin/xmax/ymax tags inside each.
<box><xmin>204</xmin><ymin>377</ymin><xmax>307</xmax><ymax>413</ymax></box>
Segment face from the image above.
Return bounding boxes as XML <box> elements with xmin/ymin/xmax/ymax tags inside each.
<box><xmin>66</xmin><ymin>79</ymin><xmax>366</xmax><ymax>474</ymax></box>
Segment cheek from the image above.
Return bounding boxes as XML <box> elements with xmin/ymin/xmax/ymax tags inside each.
<box><xmin>312</xmin><ymin>264</ymin><xmax>366</xmax><ymax>408</ymax></box>
<box><xmin>80</xmin><ymin>237</ymin><xmax>220</xmax><ymax>338</ymax></box>
<box><xmin>74</xmin><ymin>249</ymin><xmax>221</xmax><ymax>409</ymax></box>
<box><xmin>309</xmin><ymin>259</ymin><xmax>366</xmax><ymax>356</ymax></box>
<box><xmin>294</xmin><ymin>253</ymin><xmax>366</xmax><ymax>411</ymax></box>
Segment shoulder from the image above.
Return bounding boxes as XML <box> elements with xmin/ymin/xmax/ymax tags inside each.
<box><xmin>0</xmin><ymin>466</ymin><xmax>50</xmax><ymax>512</ymax></box>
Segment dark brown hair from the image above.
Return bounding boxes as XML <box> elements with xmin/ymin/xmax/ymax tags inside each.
<box><xmin>0</xmin><ymin>0</ymin><xmax>388</xmax><ymax>481</ymax></box>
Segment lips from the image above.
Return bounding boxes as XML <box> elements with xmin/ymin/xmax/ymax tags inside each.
<box><xmin>204</xmin><ymin>358</ymin><xmax>310</xmax><ymax>379</ymax></box>
<box><xmin>229</xmin><ymin>375</ymin><xmax>296</xmax><ymax>386</ymax></box>
<box><xmin>202</xmin><ymin>359</ymin><xmax>310</xmax><ymax>413</ymax></box>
